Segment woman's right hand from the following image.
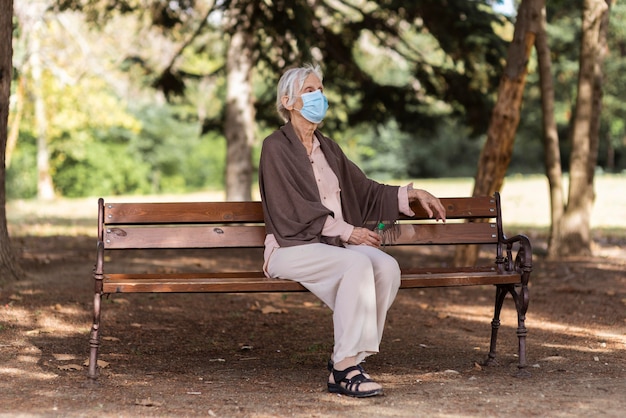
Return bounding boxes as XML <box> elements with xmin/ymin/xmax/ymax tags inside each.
<box><xmin>347</xmin><ymin>227</ymin><xmax>382</xmax><ymax>247</ymax></box>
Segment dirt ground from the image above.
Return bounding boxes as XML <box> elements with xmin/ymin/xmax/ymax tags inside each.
<box><xmin>1</xmin><ymin>230</ymin><xmax>625</xmax><ymax>417</ymax></box>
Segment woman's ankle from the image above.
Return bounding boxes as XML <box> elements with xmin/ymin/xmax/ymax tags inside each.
<box><xmin>333</xmin><ymin>356</ymin><xmax>357</xmax><ymax>371</ymax></box>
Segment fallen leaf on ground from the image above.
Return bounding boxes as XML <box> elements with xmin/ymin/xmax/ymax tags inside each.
<box><xmin>83</xmin><ymin>359</ymin><xmax>110</xmax><ymax>368</ymax></box>
<box><xmin>58</xmin><ymin>364</ymin><xmax>82</xmax><ymax>371</ymax></box>
<box><xmin>261</xmin><ymin>305</ymin><xmax>287</xmax><ymax>314</ymax></box>
<box><xmin>135</xmin><ymin>398</ymin><xmax>164</xmax><ymax>407</ymax></box>
<box><xmin>112</xmin><ymin>298</ymin><xmax>129</xmax><ymax>304</ymax></box>
<box><xmin>102</xmin><ymin>336</ymin><xmax>121</xmax><ymax>342</ymax></box>
<box><xmin>53</xmin><ymin>354</ymin><xmax>78</xmax><ymax>361</ymax></box>
<box><xmin>25</xmin><ymin>329</ymin><xmax>49</xmax><ymax>336</ymax></box>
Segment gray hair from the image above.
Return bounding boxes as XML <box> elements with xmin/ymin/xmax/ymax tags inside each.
<box><xmin>276</xmin><ymin>64</ymin><xmax>324</xmax><ymax>122</ymax></box>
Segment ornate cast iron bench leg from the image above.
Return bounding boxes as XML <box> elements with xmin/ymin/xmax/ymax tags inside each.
<box><xmin>88</xmin><ymin>243</ymin><xmax>104</xmax><ymax>380</ymax></box>
<box><xmin>88</xmin><ymin>288</ymin><xmax>102</xmax><ymax>379</ymax></box>
<box><xmin>483</xmin><ymin>285</ymin><xmax>508</xmax><ymax>367</ymax></box>
<box><xmin>483</xmin><ymin>282</ymin><xmax>530</xmax><ymax>377</ymax></box>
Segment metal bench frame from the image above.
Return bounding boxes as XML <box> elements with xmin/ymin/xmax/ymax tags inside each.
<box><xmin>88</xmin><ymin>192</ymin><xmax>532</xmax><ymax>379</ymax></box>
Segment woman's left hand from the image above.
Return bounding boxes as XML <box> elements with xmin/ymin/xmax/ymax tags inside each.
<box><xmin>409</xmin><ymin>189</ymin><xmax>447</xmax><ymax>222</ymax></box>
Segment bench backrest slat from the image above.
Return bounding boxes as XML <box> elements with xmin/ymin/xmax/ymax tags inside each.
<box><xmin>394</xmin><ymin>222</ymin><xmax>498</xmax><ymax>245</ymax></box>
<box><xmin>99</xmin><ymin>195</ymin><xmax>501</xmax><ymax>250</ymax></box>
<box><xmin>408</xmin><ymin>196</ymin><xmax>496</xmax><ymax>220</ymax></box>
<box><xmin>102</xmin><ymin>197</ymin><xmax>497</xmax><ymax>226</ymax></box>
<box><xmin>104</xmin><ymin>225</ymin><xmax>267</xmax><ymax>249</ymax></box>
<box><xmin>104</xmin><ymin>201</ymin><xmax>265</xmax><ymax>224</ymax></box>
<box><xmin>103</xmin><ymin>222</ymin><xmax>498</xmax><ymax>249</ymax></box>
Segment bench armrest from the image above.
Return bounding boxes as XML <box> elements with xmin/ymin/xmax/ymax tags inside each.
<box><xmin>501</xmin><ymin>234</ymin><xmax>532</xmax><ymax>283</ymax></box>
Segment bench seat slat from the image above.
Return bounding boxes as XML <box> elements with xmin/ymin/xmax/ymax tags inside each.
<box><xmin>103</xmin><ymin>272</ymin><xmax>304</xmax><ymax>293</ymax></box>
<box><xmin>103</xmin><ymin>268</ymin><xmax>519</xmax><ymax>293</ymax></box>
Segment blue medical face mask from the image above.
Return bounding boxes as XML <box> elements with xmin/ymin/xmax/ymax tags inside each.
<box><xmin>297</xmin><ymin>90</ymin><xmax>329</xmax><ymax>123</ymax></box>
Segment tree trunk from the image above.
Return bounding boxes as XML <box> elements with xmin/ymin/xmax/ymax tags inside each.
<box><xmin>556</xmin><ymin>0</ymin><xmax>609</xmax><ymax>257</ymax></box>
<box><xmin>223</xmin><ymin>4</ymin><xmax>255</xmax><ymax>202</ymax></box>
<box><xmin>6</xmin><ymin>75</ymin><xmax>23</xmax><ymax>168</ymax></box>
<box><xmin>536</xmin><ymin>5</ymin><xmax>565</xmax><ymax>259</ymax></box>
<box><xmin>1</xmin><ymin>0</ymin><xmax>25</xmax><ymax>283</ymax></box>
<box><xmin>454</xmin><ymin>0</ymin><xmax>543</xmax><ymax>266</ymax></box>
<box><xmin>31</xmin><ymin>19</ymin><xmax>55</xmax><ymax>200</ymax></box>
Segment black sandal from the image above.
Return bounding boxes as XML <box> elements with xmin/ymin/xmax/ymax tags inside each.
<box><xmin>327</xmin><ymin>359</ymin><xmax>366</xmax><ymax>373</ymax></box>
<box><xmin>327</xmin><ymin>365</ymin><xmax>383</xmax><ymax>398</ymax></box>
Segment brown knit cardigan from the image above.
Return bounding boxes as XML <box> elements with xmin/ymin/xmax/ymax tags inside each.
<box><xmin>258</xmin><ymin>122</ymin><xmax>401</xmax><ymax>248</ymax></box>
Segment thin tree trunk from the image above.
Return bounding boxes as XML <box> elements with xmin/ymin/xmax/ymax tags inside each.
<box><xmin>6</xmin><ymin>75</ymin><xmax>24</xmax><ymax>168</ymax></box>
<box><xmin>557</xmin><ymin>0</ymin><xmax>609</xmax><ymax>257</ymax></box>
<box><xmin>224</xmin><ymin>30</ymin><xmax>255</xmax><ymax>201</ymax></box>
<box><xmin>454</xmin><ymin>0</ymin><xmax>543</xmax><ymax>266</ymax></box>
<box><xmin>223</xmin><ymin>2</ymin><xmax>255</xmax><ymax>202</ymax></box>
<box><xmin>1</xmin><ymin>0</ymin><xmax>25</xmax><ymax>283</ymax></box>
<box><xmin>31</xmin><ymin>20</ymin><xmax>55</xmax><ymax>200</ymax></box>
<box><xmin>536</xmin><ymin>5</ymin><xmax>565</xmax><ymax>259</ymax></box>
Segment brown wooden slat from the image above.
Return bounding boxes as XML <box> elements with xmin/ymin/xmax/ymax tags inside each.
<box><xmin>393</xmin><ymin>222</ymin><xmax>498</xmax><ymax>245</ymax></box>
<box><xmin>401</xmin><ymin>266</ymin><xmax>498</xmax><ymax>274</ymax></box>
<box><xmin>103</xmin><ymin>221</ymin><xmax>497</xmax><ymax>250</ymax></box>
<box><xmin>399</xmin><ymin>272</ymin><xmax>520</xmax><ymax>287</ymax></box>
<box><xmin>102</xmin><ymin>269</ymin><xmax>520</xmax><ymax>293</ymax></box>
<box><xmin>103</xmin><ymin>222</ymin><xmax>499</xmax><ymax>250</ymax></box>
<box><xmin>102</xmin><ymin>196</ymin><xmax>495</xmax><ymax>225</ymax></box>
<box><xmin>104</xmin><ymin>225</ymin><xmax>266</xmax><ymax>249</ymax></box>
<box><xmin>104</xmin><ymin>201</ymin><xmax>264</xmax><ymax>224</ymax></box>
<box><xmin>103</xmin><ymin>272</ymin><xmax>305</xmax><ymax>293</ymax></box>
<box><xmin>408</xmin><ymin>196</ymin><xmax>496</xmax><ymax>220</ymax></box>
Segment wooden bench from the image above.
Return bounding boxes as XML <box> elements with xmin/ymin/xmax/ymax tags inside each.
<box><xmin>88</xmin><ymin>192</ymin><xmax>532</xmax><ymax>379</ymax></box>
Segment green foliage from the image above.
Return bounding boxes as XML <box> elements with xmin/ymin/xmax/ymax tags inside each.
<box><xmin>47</xmin><ymin>103</ymin><xmax>227</xmax><ymax>197</ymax></box>
<box><xmin>6</xmin><ymin>134</ymin><xmax>38</xmax><ymax>199</ymax></box>
<box><xmin>9</xmin><ymin>65</ymin><xmax>226</xmax><ymax>198</ymax></box>
<box><xmin>337</xmin><ymin>119</ymin><xmax>482</xmax><ymax>180</ymax></box>
<box><xmin>402</xmin><ymin>121</ymin><xmax>483</xmax><ymax>178</ymax></box>
<box><xmin>341</xmin><ymin>121</ymin><xmax>411</xmax><ymax>181</ymax></box>
<box><xmin>52</xmin><ymin>138</ymin><xmax>152</xmax><ymax>197</ymax></box>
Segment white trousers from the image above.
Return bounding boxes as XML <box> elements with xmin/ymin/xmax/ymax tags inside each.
<box><xmin>266</xmin><ymin>243</ymin><xmax>401</xmax><ymax>365</ymax></box>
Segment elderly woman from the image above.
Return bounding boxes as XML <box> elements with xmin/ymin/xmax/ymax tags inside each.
<box><xmin>258</xmin><ymin>64</ymin><xmax>446</xmax><ymax>398</ymax></box>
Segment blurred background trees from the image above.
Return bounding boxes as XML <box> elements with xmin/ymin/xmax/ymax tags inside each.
<box><xmin>8</xmin><ymin>1</ymin><xmax>625</xmax><ymax>203</ymax></box>
<box><xmin>3</xmin><ymin>0</ymin><xmax>624</xmax><ymax>256</ymax></box>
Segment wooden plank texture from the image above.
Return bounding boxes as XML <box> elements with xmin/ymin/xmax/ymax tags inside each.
<box><xmin>104</xmin><ymin>201</ymin><xmax>264</xmax><ymax>224</ymax></box>
<box><xmin>102</xmin><ymin>196</ymin><xmax>497</xmax><ymax>225</ymax></box>
<box><xmin>104</xmin><ymin>225</ymin><xmax>267</xmax><ymax>249</ymax></box>
<box><xmin>408</xmin><ymin>196</ymin><xmax>496</xmax><ymax>220</ymax></box>
<box><xmin>102</xmin><ymin>268</ymin><xmax>520</xmax><ymax>293</ymax></box>
<box><xmin>393</xmin><ymin>222</ymin><xmax>498</xmax><ymax>245</ymax></box>
<box><xmin>103</xmin><ymin>222</ymin><xmax>498</xmax><ymax>249</ymax></box>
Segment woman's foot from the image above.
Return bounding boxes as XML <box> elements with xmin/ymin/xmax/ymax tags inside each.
<box><xmin>327</xmin><ymin>365</ymin><xmax>383</xmax><ymax>398</ymax></box>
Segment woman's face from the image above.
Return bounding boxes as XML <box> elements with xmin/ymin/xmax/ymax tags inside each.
<box><xmin>284</xmin><ymin>73</ymin><xmax>324</xmax><ymax>114</ymax></box>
